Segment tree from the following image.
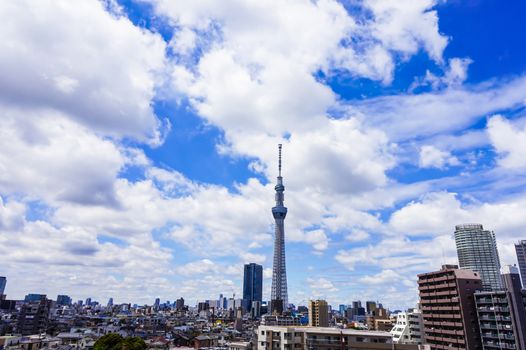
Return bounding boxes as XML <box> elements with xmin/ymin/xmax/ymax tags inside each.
<box><xmin>94</xmin><ymin>334</ymin><xmax>147</xmax><ymax>350</ymax></box>
<box><xmin>94</xmin><ymin>333</ymin><xmax>123</xmax><ymax>350</ymax></box>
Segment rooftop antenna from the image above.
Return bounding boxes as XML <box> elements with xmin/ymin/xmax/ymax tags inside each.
<box><xmin>278</xmin><ymin>144</ymin><xmax>282</xmax><ymax>177</ymax></box>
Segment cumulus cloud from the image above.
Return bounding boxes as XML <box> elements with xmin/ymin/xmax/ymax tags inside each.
<box><xmin>419</xmin><ymin>145</ymin><xmax>460</xmax><ymax>169</ymax></box>
<box><xmin>0</xmin><ymin>0</ymin><xmax>167</xmax><ymax>143</ymax></box>
<box><xmin>0</xmin><ymin>111</ymin><xmax>124</xmax><ymax>205</ymax></box>
<box><xmin>488</xmin><ymin>115</ymin><xmax>526</xmax><ymax>169</ymax></box>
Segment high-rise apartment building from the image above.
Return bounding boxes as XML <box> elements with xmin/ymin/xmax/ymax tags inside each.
<box><xmin>418</xmin><ymin>264</ymin><xmax>483</xmax><ymax>350</ymax></box>
<box><xmin>515</xmin><ymin>240</ymin><xmax>526</xmax><ymax>286</ymax></box>
<box><xmin>308</xmin><ymin>300</ymin><xmax>329</xmax><ymax>327</ymax></box>
<box><xmin>475</xmin><ymin>265</ymin><xmax>526</xmax><ymax>350</ymax></box>
<box><xmin>271</xmin><ymin>144</ymin><xmax>288</xmax><ymax>313</ymax></box>
<box><xmin>455</xmin><ymin>224</ymin><xmax>503</xmax><ymax>291</ymax></box>
<box><xmin>243</xmin><ymin>263</ymin><xmax>263</xmax><ymax>312</ymax></box>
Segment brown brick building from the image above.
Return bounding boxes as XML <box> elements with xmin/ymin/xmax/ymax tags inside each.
<box><xmin>418</xmin><ymin>264</ymin><xmax>483</xmax><ymax>350</ymax></box>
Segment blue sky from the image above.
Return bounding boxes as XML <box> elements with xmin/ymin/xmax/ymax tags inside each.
<box><xmin>0</xmin><ymin>0</ymin><xmax>526</xmax><ymax>310</ymax></box>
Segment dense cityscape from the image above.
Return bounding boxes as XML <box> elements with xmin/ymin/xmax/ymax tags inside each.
<box><xmin>1</xmin><ymin>1</ymin><xmax>526</xmax><ymax>350</ymax></box>
<box><xmin>1</xmin><ymin>147</ymin><xmax>526</xmax><ymax>349</ymax></box>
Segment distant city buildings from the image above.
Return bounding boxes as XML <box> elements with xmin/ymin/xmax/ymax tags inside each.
<box><xmin>515</xmin><ymin>239</ymin><xmax>526</xmax><ymax>286</ymax></box>
<box><xmin>454</xmin><ymin>223</ymin><xmax>503</xmax><ymax>291</ymax></box>
<box><xmin>418</xmin><ymin>264</ymin><xmax>482</xmax><ymax>350</ymax></box>
<box><xmin>307</xmin><ymin>300</ymin><xmax>328</xmax><ymax>327</ymax></box>
<box><xmin>243</xmin><ymin>263</ymin><xmax>263</xmax><ymax>312</ymax></box>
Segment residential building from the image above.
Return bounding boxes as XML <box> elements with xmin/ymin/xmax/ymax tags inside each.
<box><xmin>515</xmin><ymin>240</ymin><xmax>526</xmax><ymax>286</ymax></box>
<box><xmin>17</xmin><ymin>298</ymin><xmax>52</xmax><ymax>335</ymax></box>
<box><xmin>261</xmin><ymin>315</ymin><xmax>302</xmax><ymax>326</ymax></box>
<box><xmin>476</xmin><ymin>265</ymin><xmax>526</xmax><ymax>350</ymax></box>
<box><xmin>366</xmin><ymin>306</ymin><xmax>392</xmax><ymax>331</ymax></box>
<box><xmin>257</xmin><ymin>325</ymin><xmax>420</xmax><ymax>350</ymax></box>
<box><xmin>455</xmin><ymin>224</ymin><xmax>503</xmax><ymax>291</ymax></box>
<box><xmin>390</xmin><ymin>308</ymin><xmax>424</xmax><ymax>345</ymax></box>
<box><xmin>418</xmin><ymin>264</ymin><xmax>482</xmax><ymax>350</ymax></box>
<box><xmin>243</xmin><ymin>263</ymin><xmax>263</xmax><ymax>312</ymax></box>
<box><xmin>308</xmin><ymin>300</ymin><xmax>329</xmax><ymax>327</ymax></box>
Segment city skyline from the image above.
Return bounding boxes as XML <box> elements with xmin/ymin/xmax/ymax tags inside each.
<box><xmin>1</xmin><ymin>0</ymin><xmax>526</xmax><ymax>310</ymax></box>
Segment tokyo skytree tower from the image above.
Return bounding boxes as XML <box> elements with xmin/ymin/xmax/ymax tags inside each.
<box><xmin>270</xmin><ymin>144</ymin><xmax>288</xmax><ymax>311</ymax></box>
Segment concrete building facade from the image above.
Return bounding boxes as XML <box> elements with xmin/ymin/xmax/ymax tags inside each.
<box><xmin>476</xmin><ymin>265</ymin><xmax>526</xmax><ymax>350</ymax></box>
<box><xmin>390</xmin><ymin>309</ymin><xmax>424</xmax><ymax>345</ymax></box>
<box><xmin>257</xmin><ymin>325</ymin><xmax>421</xmax><ymax>350</ymax></box>
<box><xmin>308</xmin><ymin>300</ymin><xmax>329</xmax><ymax>327</ymax></box>
<box><xmin>418</xmin><ymin>264</ymin><xmax>483</xmax><ymax>350</ymax></box>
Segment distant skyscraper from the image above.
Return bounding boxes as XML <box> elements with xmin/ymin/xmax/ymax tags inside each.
<box><xmin>175</xmin><ymin>297</ymin><xmax>185</xmax><ymax>311</ymax></box>
<box><xmin>56</xmin><ymin>295</ymin><xmax>72</xmax><ymax>306</ymax></box>
<box><xmin>0</xmin><ymin>277</ymin><xmax>5</xmax><ymax>296</ymax></box>
<box><xmin>107</xmin><ymin>297</ymin><xmax>113</xmax><ymax>307</ymax></box>
<box><xmin>454</xmin><ymin>224</ymin><xmax>503</xmax><ymax>291</ymax></box>
<box><xmin>85</xmin><ymin>297</ymin><xmax>91</xmax><ymax>306</ymax></box>
<box><xmin>515</xmin><ymin>240</ymin><xmax>526</xmax><ymax>286</ymax></box>
<box><xmin>271</xmin><ymin>144</ymin><xmax>288</xmax><ymax>312</ymax></box>
<box><xmin>25</xmin><ymin>294</ymin><xmax>46</xmax><ymax>302</ymax></box>
<box><xmin>365</xmin><ymin>301</ymin><xmax>377</xmax><ymax>315</ymax></box>
<box><xmin>243</xmin><ymin>263</ymin><xmax>263</xmax><ymax>311</ymax></box>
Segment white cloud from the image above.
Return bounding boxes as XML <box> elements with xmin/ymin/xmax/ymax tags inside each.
<box><xmin>488</xmin><ymin>115</ymin><xmax>526</xmax><ymax>169</ymax></box>
<box><xmin>345</xmin><ymin>229</ymin><xmax>371</xmax><ymax>243</ymax></box>
<box><xmin>0</xmin><ymin>0</ymin><xmax>167</xmax><ymax>143</ymax></box>
<box><xmin>419</xmin><ymin>145</ymin><xmax>459</xmax><ymax>169</ymax></box>
<box><xmin>352</xmin><ymin>74</ymin><xmax>526</xmax><ymax>141</ymax></box>
<box><xmin>359</xmin><ymin>269</ymin><xmax>402</xmax><ymax>285</ymax></box>
<box><xmin>0</xmin><ymin>110</ymin><xmax>124</xmax><ymax>205</ymax></box>
<box><xmin>412</xmin><ymin>57</ymin><xmax>473</xmax><ymax>91</ymax></box>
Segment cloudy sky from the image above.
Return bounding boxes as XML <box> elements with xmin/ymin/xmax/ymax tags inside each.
<box><xmin>1</xmin><ymin>0</ymin><xmax>525</xmax><ymax>310</ymax></box>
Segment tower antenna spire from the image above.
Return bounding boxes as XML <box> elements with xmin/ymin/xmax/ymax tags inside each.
<box><xmin>278</xmin><ymin>144</ymin><xmax>282</xmax><ymax>177</ymax></box>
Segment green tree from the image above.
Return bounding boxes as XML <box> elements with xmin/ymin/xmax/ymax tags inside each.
<box><xmin>94</xmin><ymin>334</ymin><xmax>147</xmax><ymax>350</ymax></box>
<box><xmin>94</xmin><ymin>334</ymin><xmax>123</xmax><ymax>350</ymax></box>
